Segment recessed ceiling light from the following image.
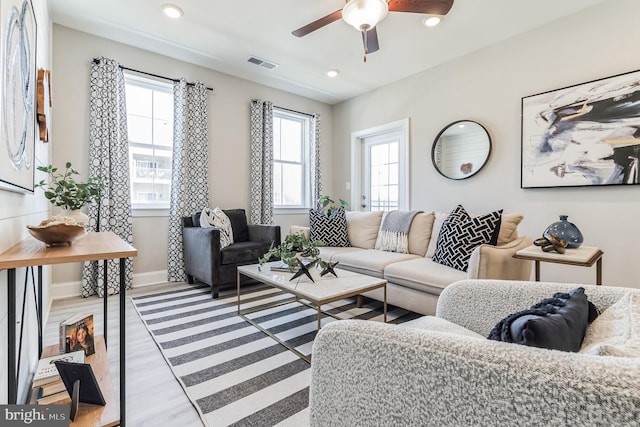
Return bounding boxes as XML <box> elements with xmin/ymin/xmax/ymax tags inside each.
<box><xmin>162</xmin><ymin>4</ymin><xmax>183</xmax><ymax>19</ymax></box>
<box><xmin>423</xmin><ymin>16</ymin><xmax>441</xmax><ymax>27</ymax></box>
<box><xmin>327</xmin><ymin>69</ymin><xmax>340</xmax><ymax>78</ymax></box>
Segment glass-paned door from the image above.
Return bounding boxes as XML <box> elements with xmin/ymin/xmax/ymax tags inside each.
<box><xmin>362</xmin><ymin>131</ymin><xmax>402</xmax><ymax>211</ymax></box>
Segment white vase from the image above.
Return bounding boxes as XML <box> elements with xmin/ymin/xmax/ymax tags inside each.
<box><xmin>60</xmin><ymin>208</ymin><xmax>90</xmax><ymax>228</ymax></box>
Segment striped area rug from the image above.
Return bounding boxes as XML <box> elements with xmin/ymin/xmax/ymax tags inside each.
<box><xmin>131</xmin><ymin>282</ymin><xmax>421</xmax><ymax>427</ymax></box>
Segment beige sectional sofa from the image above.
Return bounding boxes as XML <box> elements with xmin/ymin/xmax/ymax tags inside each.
<box><xmin>293</xmin><ymin>210</ymin><xmax>532</xmax><ymax>315</ymax></box>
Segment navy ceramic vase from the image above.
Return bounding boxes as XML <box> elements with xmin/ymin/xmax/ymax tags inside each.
<box><xmin>543</xmin><ymin>215</ymin><xmax>583</xmax><ymax>249</ymax></box>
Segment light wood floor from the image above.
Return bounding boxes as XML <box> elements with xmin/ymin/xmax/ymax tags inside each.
<box><xmin>46</xmin><ymin>282</ymin><xmax>204</xmax><ymax>427</ymax></box>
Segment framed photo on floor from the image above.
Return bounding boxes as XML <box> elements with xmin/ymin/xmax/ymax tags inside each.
<box><xmin>0</xmin><ymin>0</ymin><xmax>37</xmax><ymax>193</ymax></box>
<box><xmin>521</xmin><ymin>69</ymin><xmax>640</xmax><ymax>189</ymax></box>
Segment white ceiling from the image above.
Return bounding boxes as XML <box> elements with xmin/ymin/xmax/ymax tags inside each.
<box><xmin>49</xmin><ymin>0</ymin><xmax>607</xmax><ymax>105</ymax></box>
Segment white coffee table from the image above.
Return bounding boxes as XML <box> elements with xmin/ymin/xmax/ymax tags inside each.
<box><xmin>237</xmin><ymin>262</ymin><xmax>387</xmax><ymax>329</ymax></box>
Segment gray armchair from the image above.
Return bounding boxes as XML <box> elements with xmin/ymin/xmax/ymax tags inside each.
<box><xmin>182</xmin><ymin>209</ymin><xmax>280</xmax><ymax>298</ymax></box>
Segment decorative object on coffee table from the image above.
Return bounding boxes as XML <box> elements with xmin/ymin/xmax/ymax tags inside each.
<box><xmin>544</xmin><ymin>215</ymin><xmax>583</xmax><ymax>248</ymax></box>
<box><xmin>290</xmin><ymin>257</ymin><xmax>318</xmax><ymax>283</ymax></box>
<box><xmin>258</xmin><ymin>232</ymin><xmax>326</xmax><ymax>273</ymax></box>
<box><xmin>320</xmin><ymin>261</ymin><xmax>339</xmax><ymax>278</ymax></box>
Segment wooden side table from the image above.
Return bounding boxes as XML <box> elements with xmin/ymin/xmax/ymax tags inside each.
<box><xmin>0</xmin><ymin>232</ymin><xmax>137</xmax><ymax>426</ymax></box>
<box><xmin>514</xmin><ymin>244</ymin><xmax>603</xmax><ymax>285</ymax></box>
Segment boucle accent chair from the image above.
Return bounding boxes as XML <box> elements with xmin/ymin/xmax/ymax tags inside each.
<box><xmin>309</xmin><ymin>280</ymin><xmax>640</xmax><ymax>426</ymax></box>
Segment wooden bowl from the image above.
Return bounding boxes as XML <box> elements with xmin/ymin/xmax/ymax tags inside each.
<box><xmin>27</xmin><ymin>223</ymin><xmax>87</xmax><ymax>247</ymax></box>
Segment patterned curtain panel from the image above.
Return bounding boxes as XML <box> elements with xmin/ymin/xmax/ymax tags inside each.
<box><xmin>82</xmin><ymin>57</ymin><xmax>133</xmax><ymax>297</ymax></box>
<box><xmin>311</xmin><ymin>113</ymin><xmax>322</xmax><ymax>207</ymax></box>
<box><xmin>249</xmin><ymin>100</ymin><xmax>274</xmax><ymax>224</ymax></box>
<box><xmin>167</xmin><ymin>79</ymin><xmax>210</xmax><ymax>282</ymax></box>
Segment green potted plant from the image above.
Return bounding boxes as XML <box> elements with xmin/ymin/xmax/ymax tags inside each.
<box><xmin>258</xmin><ymin>233</ymin><xmax>325</xmax><ymax>272</ymax></box>
<box><xmin>35</xmin><ymin>162</ymin><xmax>106</xmax><ymax>226</ymax></box>
<box><xmin>318</xmin><ymin>195</ymin><xmax>349</xmax><ymax>217</ymax></box>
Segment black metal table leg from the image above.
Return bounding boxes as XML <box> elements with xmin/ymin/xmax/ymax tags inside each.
<box><xmin>103</xmin><ymin>260</ymin><xmax>108</xmax><ymax>348</ymax></box>
<box><xmin>8</xmin><ymin>268</ymin><xmax>16</xmax><ymax>403</ymax></box>
<box><xmin>38</xmin><ymin>266</ymin><xmax>42</xmax><ymax>356</ymax></box>
<box><xmin>119</xmin><ymin>257</ymin><xmax>126</xmax><ymax>426</ymax></box>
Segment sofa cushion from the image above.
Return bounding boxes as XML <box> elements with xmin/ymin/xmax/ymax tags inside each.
<box><xmin>331</xmin><ymin>249</ymin><xmax>419</xmax><ymax>277</ymax></box>
<box><xmin>223</xmin><ymin>209</ymin><xmax>249</xmax><ymax>243</ymax></box>
<box><xmin>384</xmin><ymin>257</ymin><xmax>466</xmax><ymax>295</ymax></box>
<box><xmin>580</xmin><ymin>292</ymin><xmax>640</xmax><ymax>357</ymax></box>
<box><xmin>375</xmin><ymin>210</ymin><xmax>422</xmax><ymax>254</ymax></box>
<box><xmin>345</xmin><ymin>211</ymin><xmax>383</xmax><ymax>249</ymax></box>
<box><xmin>200</xmin><ymin>207</ymin><xmax>234</xmax><ymax>248</ymax></box>
<box><xmin>432</xmin><ymin>205</ymin><xmax>502</xmax><ymax>272</ymax></box>
<box><xmin>425</xmin><ymin>211</ymin><xmax>449</xmax><ymax>258</ymax></box>
<box><xmin>497</xmin><ymin>213</ymin><xmax>523</xmax><ymax>245</ymax></box>
<box><xmin>310</xmin><ymin>206</ymin><xmax>350</xmax><ymax>247</ymax></box>
<box><xmin>488</xmin><ymin>287</ymin><xmax>595</xmax><ymax>352</ymax></box>
<box><xmin>408</xmin><ymin>212</ymin><xmax>435</xmax><ymax>256</ymax></box>
<box><xmin>220</xmin><ymin>241</ymin><xmax>271</xmax><ymax>265</ymax></box>
<box><xmin>318</xmin><ymin>246</ymin><xmax>364</xmax><ymax>262</ymax></box>
<box><xmin>400</xmin><ymin>316</ymin><xmax>484</xmax><ymax>339</ymax></box>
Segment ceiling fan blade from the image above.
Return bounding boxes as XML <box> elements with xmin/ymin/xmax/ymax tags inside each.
<box><xmin>292</xmin><ymin>9</ymin><xmax>344</xmax><ymax>37</ymax></box>
<box><xmin>362</xmin><ymin>27</ymin><xmax>380</xmax><ymax>54</ymax></box>
<box><xmin>387</xmin><ymin>0</ymin><xmax>454</xmax><ymax>15</ymax></box>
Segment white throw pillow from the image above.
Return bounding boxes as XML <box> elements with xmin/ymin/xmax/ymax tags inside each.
<box><xmin>580</xmin><ymin>292</ymin><xmax>640</xmax><ymax>357</ymax></box>
<box><xmin>199</xmin><ymin>207</ymin><xmax>234</xmax><ymax>249</ymax></box>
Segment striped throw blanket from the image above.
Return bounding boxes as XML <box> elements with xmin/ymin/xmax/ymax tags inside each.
<box><xmin>375</xmin><ymin>210</ymin><xmax>421</xmax><ymax>253</ymax></box>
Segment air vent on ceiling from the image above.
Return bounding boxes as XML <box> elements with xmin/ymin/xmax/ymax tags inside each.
<box><xmin>247</xmin><ymin>56</ymin><xmax>279</xmax><ymax>70</ymax></box>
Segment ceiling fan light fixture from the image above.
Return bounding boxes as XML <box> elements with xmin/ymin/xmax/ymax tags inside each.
<box><xmin>423</xmin><ymin>16</ymin><xmax>441</xmax><ymax>27</ymax></box>
<box><xmin>162</xmin><ymin>4</ymin><xmax>183</xmax><ymax>19</ymax></box>
<box><xmin>342</xmin><ymin>0</ymin><xmax>389</xmax><ymax>31</ymax></box>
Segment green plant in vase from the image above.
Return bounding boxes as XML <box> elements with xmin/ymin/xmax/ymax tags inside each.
<box><xmin>35</xmin><ymin>162</ymin><xmax>106</xmax><ymax>226</ymax></box>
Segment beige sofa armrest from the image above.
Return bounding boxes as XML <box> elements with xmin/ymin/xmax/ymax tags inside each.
<box><xmin>466</xmin><ymin>236</ymin><xmax>533</xmax><ymax>280</ymax></box>
<box><xmin>309</xmin><ymin>319</ymin><xmax>640</xmax><ymax>427</ymax></box>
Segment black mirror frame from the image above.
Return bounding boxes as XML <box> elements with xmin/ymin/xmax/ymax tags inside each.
<box><xmin>431</xmin><ymin>120</ymin><xmax>492</xmax><ymax>180</ymax></box>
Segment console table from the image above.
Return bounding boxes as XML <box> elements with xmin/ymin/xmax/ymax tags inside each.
<box><xmin>0</xmin><ymin>232</ymin><xmax>137</xmax><ymax>426</ymax></box>
<box><xmin>514</xmin><ymin>244</ymin><xmax>603</xmax><ymax>285</ymax></box>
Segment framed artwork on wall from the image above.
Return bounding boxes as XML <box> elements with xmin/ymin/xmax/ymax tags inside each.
<box><xmin>521</xmin><ymin>69</ymin><xmax>640</xmax><ymax>189</ymax></box>
<box><xmin>0</xmin><ymin>0</ymin><xmax>37</xmax><ymax>193</ymax></box>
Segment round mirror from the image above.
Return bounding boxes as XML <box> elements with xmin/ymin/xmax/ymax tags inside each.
<box><xmin>431</xmin><ymin>120</ymin><xmax>491</xmax><ymax>180</ymax></box>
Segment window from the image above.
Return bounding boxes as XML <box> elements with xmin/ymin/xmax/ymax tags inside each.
<box><xmin>272</xmin><ymin>108</ymin><xmax>312</xmax><ymax>209</ymax></box>
<box><xmin>124</xmin><ymin>74</ymin><xmax>174</xmax><ymax>209</ymax></box>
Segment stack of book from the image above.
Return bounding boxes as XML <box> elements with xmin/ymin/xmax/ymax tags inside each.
<box><xmin>32</xmin><ymin>350</ymin><xmax>85</xmax><ymax>405</ymax></box>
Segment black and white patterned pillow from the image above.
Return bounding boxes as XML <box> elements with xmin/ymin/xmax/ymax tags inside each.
<box><xmin>432</xmin><ymin>205</ymin><xmax>503</xmax><ymax>271</ymax></box>
<box><xmin>309</xmin><ymin>206</ymin><xmax>350</xmax><ymax>247</ymax></box>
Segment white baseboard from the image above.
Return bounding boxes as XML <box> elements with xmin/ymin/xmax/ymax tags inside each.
<box><xmin>50</xmin><ymin>270</ymin><xmax>169</xmax><ymax>300</ymax></box>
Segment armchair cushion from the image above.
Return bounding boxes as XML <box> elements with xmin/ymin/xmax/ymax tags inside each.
<box><xmin>220</xmin><ymin>241</ymin><xmax>272</xmax><ymax>265</ymax></box>
<box><xmin>488</xmin><ymin>287</ymin><xmax>596</xmax><ymax>352</ymax></box>
<box><xmin>200</xmin><ymin>207</ymin><xmax>234</xmax><ymax>248</ymax></box>
<box><xmin>581</xmin><ymin>292</ymin><xmax>640</xmax><ymax>357</ymax></box>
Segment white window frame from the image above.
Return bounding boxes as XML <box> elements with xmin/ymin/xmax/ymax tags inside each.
<box><xmin>350</xmin><ymin>118</ymin><xmax>410</xmax><ymax>211</ymax></box>
<box><xmin>273</xmin><ymin>108</ymin><xmax>312</xmax><ymax>213</ymax></box>
<box><xmin>124</xmin><ymin>73</ymin><xmax>174</xmax><ymax>214</ymax></box>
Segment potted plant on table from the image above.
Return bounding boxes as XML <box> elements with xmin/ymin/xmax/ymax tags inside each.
<box><xmin>259</xmin><ymin>233</ymin><xmax>325</xmax><ymax>272</ymax></box>
<box><xmin>35</xmin><ymin>162</ymin><xmax>106</xmax><ymax>227</ymax></box>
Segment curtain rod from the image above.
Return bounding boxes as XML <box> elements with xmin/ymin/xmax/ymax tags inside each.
<box><xmin>274</xmin><ymin>105</ymin><xmax>314</xmax><ymax>118</ymax></box>
<box><xmin>92</xmin><ymin>58</ymin><xmax>213</xmax><ymax>92</ymax></box>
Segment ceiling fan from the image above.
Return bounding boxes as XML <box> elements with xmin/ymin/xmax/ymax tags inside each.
<box><xmin>292</xmin><ymin>0</ymin><xmax>454</xmax><ymax>61</ymax></box>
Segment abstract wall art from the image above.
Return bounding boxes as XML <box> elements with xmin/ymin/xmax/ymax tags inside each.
<box><xmin>0</xmin><ymin>0</ymin><xmax>37</xmax><ymax>193</ymax></box>
<box><xmin>521</xmin><ymin>69</ymin><xmax>640</xmax><ymax>188</ymax></box>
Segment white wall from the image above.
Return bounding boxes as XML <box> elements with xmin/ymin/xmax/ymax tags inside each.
<box><xmin>0</xmin><ymin>1</ymin><xmax>52</xmax><ymax>404</ymax></box>
<box><xmin>332</xmin><ymin>0</ymin><xmax>640</xmax><ymax>288</ymax></box>
<box><xmin>50</xmin><ymin>25</ymin><xmax>333</xmax><ymax>293</ymax></box>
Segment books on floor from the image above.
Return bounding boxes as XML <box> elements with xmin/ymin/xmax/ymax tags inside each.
<box><xmin>33</xmin><ymin>350</ymin><xmax>85</xmax><ymax>387</ymax></box>
<box><xmin>59</xmin><ymin>313</ymin><xmax>95</xmax><ymax>357</ymax></box>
